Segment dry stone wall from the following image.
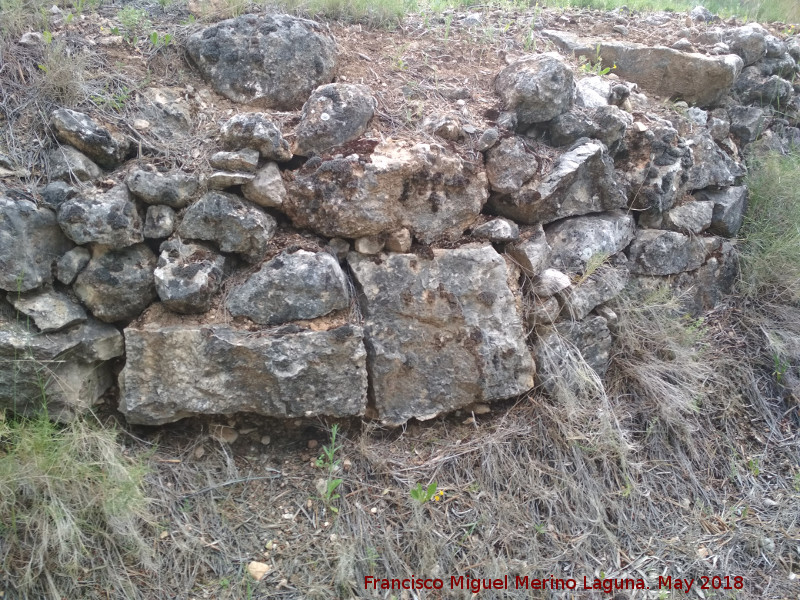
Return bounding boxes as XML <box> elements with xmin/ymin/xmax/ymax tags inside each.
<box><xmin>1</xmin><ymin>13</ymin><xmax>799</xmax><ymax>425</ymax></box>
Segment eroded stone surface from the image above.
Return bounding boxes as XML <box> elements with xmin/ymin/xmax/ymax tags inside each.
<box><xmin>125</xmin><ymin>168</ymin><xmax>200</xmax><ymax>209</ymax></box>
<box><xmin>154</xmin><ymin>240</ymin><xmax>225</xmax><ymax>314</ymax></box>
<box><xmin>118</xmin><ymin>324</ymin><xmax>367</xmax><ymax>425</ymax></box>
<box><xmin>7</xmin><ymin>288</ymin><xmax>87</xmax><ymax>333</ymax></box>
<box><xmin>349</xmin><ymin>245</ymin><xmax>534</xmax><ymax>425</ymax></box>
<box><xmin>58</xmin><ymin>185</ymin><xmax>142</xmax><ymax>248</ymax></box>
<box><xmin>50</xmin><ymin>109</ymin><xmax>129</xmax><ymax>169</ymax></box>
<box><xmin>546</xmin><ymin>211</ymin><xmax>635</xmax><ymax>271</ymax></box>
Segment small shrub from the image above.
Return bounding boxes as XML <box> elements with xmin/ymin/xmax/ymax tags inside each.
<box><xmin>35</xmin><ymin>40</ymin><xmax>89</xmax><ymax>106</ymax></box>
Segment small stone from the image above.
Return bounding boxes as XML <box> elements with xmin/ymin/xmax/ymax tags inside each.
<box><xmin>507</xmin><ymin>225</ymin><xmax>551</xmax><ymax>278</ymax></box>
<box><xmin>7</xmin><ymin>288</ymin><xmax>87</xmax><ymax>333</ymax></box>
<box><xmin>472</xmin><ymin>218</ymin><xmax>520</xmax><ymax>243</ymax></box>
<box><xmin>307</xmin><ymin>439</ymin><xmax>318</xmax><ymax>449</ymax></box>
<box><xmin>57</xmin><ymin>185</ymin><xmax>142</xmax><ymax>249</ymax></box>
<box><xmin>242</xmin><ymin>162</ymin><xmax>286</xmax><ymax>208</ymax></box>
<box><xmin>355</xmin><ymin>236</ymin><xmax>385</xmax><ymax>255</ymax></box>
<box><xmin>154</xmin><ymin>240</ymin><xmax>225</xmax><ymax>314</ymax></box>
<box><xmin>125</xmin><ymin>168</ymin><xmax>200</xmax><ymax>209</ymax></box>
<box><xmin>56</xmin><ymin>246</ymin><xmax>90</xmax><ymax>285</ymax></box>
<box><xmin>50</xmin><ymin>108</ymin><xmax>129</xmax><ymax>169</ymax></box>
<box><xmin>220</xmin><ymin>113</ymin><xmax>292</xmax><ymax>161</ymax></box>
<box><xmin>207</xmin><ymin>171</ymin><xmax>256</xmax><ymax>189</ymax></box>
<box><xmin>260</xmin><ymin>435</ymin><xmax>271</xmax><ymax>445</ymax></box>
<box><xmin>40</xmin><ymin>181</ymin><xmax>78</xmax><ymax>211</ymax></box>
<box><xmin>132</xmin><ymin>119</ymin><xmax>151</xmax><ymax>131</ymax></box>
<box><xmin>19</xmin><ymin>32</ymin><xmax>43</xmax><ymax>46</ymax></box>
<box><xmin>247</xmin><ymin>561</ymin><xmax>271</xmax><ymax>582</ymax></box>
<box><xmin>527</xmin><ymin>295</ymin><xmax>561</xmax><ymax>326</ymax></box>
<box><xmin>531</xmin><ymin>269</ymin><xmax>571</xmax><ymax>298</ymax></box>
<box><xmin>384</xmin><ymin>229</ymin><xmax>412</xmax><ymax>253</ymax></box>
<box><xmin>211</xmin><ymin>425</ymin><xmax>239</xmax><ymax>444</ymax></box>
<box><xmin>210</xmin><ymin>149</ymin><xmax>260</xmax><ymax>173</ymax></box>
<box><xmin>48</xmin><ymin>146</ymin><xmax>101</xmax><ymax>182</ymax></box>
<box><xmin>326</xmin><ymin>238</ymin><xmax>350</xmax><ymax>261</ymax></box>
<box><xmin>144</xmin><ymin>205</ymin><xmax>176</xmax><ymax>239</ymax></box>
<box><xmin>476</xmin><ymin>127</ymin><xmax>500</xmax><ymax>151</ymax></box>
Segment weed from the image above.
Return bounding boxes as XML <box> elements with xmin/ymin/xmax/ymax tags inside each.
<box><xmin>579</xmin><ymin>44</ymin><xmax>615</xmax><ymax>76</ymax></box>
<box><xmin>772</xmin><ymin>352</ymin><xmax>789</xmax><ymax>383</ymax></box>
<box><xmin>35</xmin><ymin>40</ymin><xmax>89</xmax><ymax>106</ymax></box>
<box><xmin>315</xmin><ymin>424</ymin><xmax>344</xmax><ymax>513</ymax></box>
<box><xmin>149</xmin><ymin>30</ymin><xmax>173</xmax><ymax>49</ymax></box>
<box><xmin>117</xmin><ymin>6</ymin><xmax>151</xmax><ymax>44</ymax></box>
<box><xmin>410</xmin><ymin>481</ymin><xmax>440</xmax><ymax>503</ymax></box>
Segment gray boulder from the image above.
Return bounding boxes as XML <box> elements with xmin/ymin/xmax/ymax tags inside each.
<box><xmin>219</xmin><ymin>113</ymin><xmax>292</xmax><ymax>161</ymax></box>
<box><xmin>484</xmin><ymin>137</ymin><xmax>538</xmax><ymax>193</ymax></box>
<box><xmin>210</xmin><ymin>149</ymin><xmax>260</xmax><ymax>172</ymax></box>
<box><xmin>241</xmin><ymin>163</ymin><xmax>286</xmax><ymax>208</ymax></box>
<box><xmin>349</xmin><ymin>245</ymin><xmax>534</xmax><ymax>425</ymax></box>
<box><xmin>227</xmin><ymin>250</ymin><xmax>349</xmax><ymax>325</ymax></box>
<box><xmin>57</xmin><ymin>185</ymin><xmax>143</xmax><ymax>248</ymax></box>
<box><xmin>733</xmin><ymin>67</ymin><xmax>794</xmax><ymax>107</ymax></box>
<box><xmin>56</xmin><ymin>246</ymin><xmax>90</xmax><ymax>285</ymax></box>
<box><xmin>186</xmin><ymin>14</ymin><xmax>337</xmax><ymax>110</ymax></box>
<box><xmin>0</xmin><ymin>305</ymin><xmax>123</xmax><ymax>420</ymax></box>
<box><xmin>489</xmin><ymin>140</ymin><xmax>625</xmax><ymax>225</ymax></box>
<box><xmin>542</xmin><ymin>30</ymin><xmax>742</xmax><ymax>106</ymax></box>
<box><xmin>118</xmin><ymin>323</ymin><xmax>367</xmax><ymax>425</ymax></box>
<box><xmin>154</xmin><ymin>240</ymin><xmax>225</xmax><ymax>314</ymax></box>
<box><xmin>50</xmin><ymin>109</ymin><xmax>129</xmax><ymax>169</ymax></box>
<box><xmin>531</xmin><ymin>268</ymin><xmax>571</xmax><ymax>298</ymax></box>
<box><xmin>726</xmin><ymin>24</ymin><xmax>767</xmax><ymax>66</ymax></box>
<box><xmin>294</xmin><ymin>83</ymin><xmax>376</xmax><ymax>156</ymax></box>
<box><xmin>0</xmin><ymin>196</ymin><xmax>72</xmax><ymax>292</ymax></box>
<box><xmin>694</xmin><ymin>186</ymin><xmax>748</xmax><ymax>237</ymax></box>
<box><xmin>178</xmin><ymin>191</ymin><xmax>277</xmax><ymax>262</ymax></box>
<box><xmin>495</xmin><ymin>54</ymin><xmax>575</xmax><ymax>128</ymax></box>
<box><xmin>73</xmin><ymin>244</ymin><xmax>157</xmax><ymax>322</ymax></box>
<box><xmin>686</xmin><ymin>131</ymin><xmax>746</xmax><ymax>190</ymax></box>
<box><xmin>472</xmin><ymin>218</ymin><xmax>520</xmax><ymax>243</ymax></box>
<box><xmin>7</xmin><ymin>287</ymin><xmax>87</xmax><ymax>333</ymax></box>
<box><xmin>143</xmin><ymin>205</ymin><xmax>176</xmax><ymax>239</ymax></box>
<box><xmin>549</xmin><ymin>105</ymin><xmax>631</xmax><ymax>151</ymax></box>
<box><xmin>285</xmin><ymin>140</ymin><xmax>487</xmax><ymax>244</ymax></box>
<box><xmin>660</xmin><ymin>200</ymin><xmax>714</xmax><ymax>234</ymax></box>
<box><xmin>125</xmin><ymin>168</ymin><xmax>200</xmax><ymax>208</ymax></box>
<box><xmin>627</xmin><ymin>229</ymin><xmax>706</xmax><ymax>276</ymax></box>
<box><xmin>48</xmin><ymin>146</ymin><xmax>101</xmax><ymax>182</ymax></box>
<box><xmin>545</xmin><ymin>210</ymin><xmax>636</xmax><ymax>271</ymax></box>
<box><xmin>728</xmin><ymin>106</ymin><xmax>767</xmax><ymax>144</ymax></box>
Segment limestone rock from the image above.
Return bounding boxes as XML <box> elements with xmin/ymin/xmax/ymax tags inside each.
<box><xmin>661</xmin><ymin>200</ymin><xmax>714</xmax><ymax>234</ymax></box>
<box><xmin>489</xmin><ymin>141</ymin><xmax>625</xmax><ymax>225</ymax></box>
<box><xmin>207</xmin><ymin>171</ymin><xmax>255</xmax><ymax>189</ymax></box>
<box><xmin>349</xmin><ymin>245</ymin><xmax>534</xmax><ymax>425</ymax></box>
<box><xmin>726</xmin><ymin>23</ymin><xmax>767</xmax><ymax>66</ymax></box>
<box><xmin>48</xmin><ymin>146</ymin><xmax>101</xmax><ymax>182</ymax></box>
<box><xmin>294</xmin><ymin>83</ymin><xmax>376</xmax><ymax>156</ymax></box>
<box><xmin>627</xmin><ymin>229</ymin><xmax>706</xmax><ymax>276</ymax></box>
<box><xmin>686</xmin><ymin>131</ymin><xmax>745</xmax><ymax>190</ymax></box>
<box><xmin>728</xmin><ymin>106</ymin><xmax>767</xmax><ymax>144</ymax></box>
<box><xmin>384</xmin><ymin>229</ymin><xmax>412</xmax><ymax>253</ymax></box>
<box><xmin>476</xmin><ymin>127</ymin><xmax>500</xmax><ymax>151</ymax></box>
<box><xmin>0</xmin><ymin>306</ymin><xmax>123</xmax><ymax>420</ymax></box>
<box><xmin>560</xmin><ymin>265</ymin><xmax>629</xmax><ymax>320</ymax></box>
<box><xmin>57</xmin><ymin>185</ymin><xmax>142</xmax><ymax>248</ymax></box>
<box><xmin>154</xmin><ymin>240</ymin><xmax>225</xmax><ymax>314</ymax></box>
<box><xmin>227</xmin><ymin>250</ymin><xmax>348</xmax><ymax>325</ymax></box>
<box><xmin>40</xmin><ymin>181</ymin><xmax>77</xmax><ymax>211</ymax></box>
<box><xmin>144</xmin><ymin>205</ymin><xmax>176</xmax><ymax>239</ymax></box>
<box><xmin>484</xmin><ymin>137</ymin><xmax>538</xmax><ymax>194</ymax></box>
<box><xmin>549</xmin><ymin>105</ymin><xmax>631</xmax><ymax>152</ymax></box>
<box><xmin>137</xmin><ymin>87</ymin><xmax>192</xmax><ymax>140</ymax></box>
<box><xmin>507</xmin><ymin>225</ymin><xmax>551</xmax><ymax>277</ymax></box>
<box><xmin>531</xmin><ymin>268</ymin><xmax>571</xmax><ymax>298</ymax></box>
<box><xmin>219</xmin><ymin>113</ymin><xmax>292</xmax><ymax>161</ymax></box>
<box><xmin>178</xmin><ymin>191</ymin><xmax>276</xmax><ymax>262</ymax></box>
<box><xmin>73</xmin><ymin>244</ymin><xmax>157</xmax><ymax>322</ymax></box>
<box><xmin>242</xmin><ymin>163</ymin><xmax>286</xmax><ymax>208</ymax></box>
<box><xmin>285</xmin><ymin>140</ymin><xmax>487</xmax><ymax>244</ymax></box>
<box><xmin>526</xmin><ymin>295</ymin><xmax>561</xmax><ymax>327</ymax></box>
<box><xmin>0</xmin><ymin>196</ymin><xmax>72</xmax><ymax>292</ymax></box>
<box><xmin>545</xmin><ymin>211</ymin><xmax>636</xmax><ymax>271</ymax></box>
<box><xmin>354</xmin><ymin>236</ymin><xmax>385</xmax><ymax>255</ymax></box>
<box><xmin>472</xmin><ymin>218</ymin><xmax>520</xmax><ymax>243</ymax></box>
<box><xmin>495</xmin><ymin>54</ymin><xmax>575</xmax><ymax>128</ymax></box>
<box><xmin>210</xmin><ymin>149</ymin><xmax>260</xmax><ymax>172</ymax></box>
<box><xmin>118</xmin><ymin>323</ymin><xmax>367</xmax><ymax>425</ymax></box>
<box><xmin>56</xmin><ymin>246</ymin><xmax>90</xmax><ymax>285</ymax></box>
<box><xmin>50</xmin><ymin>108</ymin><xmax>129</xmax><ymax>169</ymax></box>
<box><xmin>7</xmin><ymin>287</ymin><xmax>87</xmax><ymax>333</ymax></box>
<box><xmin>733</xmin><ymin>67</ymin><xmax>794</xmax><ymax>107</ymax></box>
<box><xmin>542</xmin><ymin>30</ymin><xmax>742</xmax><ymax>106</ymax></box>
<box><xmin>694</xmin><ymin>186</ymin><xmax>748</xmax><ymax>237</ymax></box>
<box><xmin>125</xmin><ymin>168</ymin><xmax>199</xmax><ymax>209</ymax></box>
<box><xmin>186</xmin><ymin>14</ymin><xmax>337</xmax><ymax>110</ymax></box>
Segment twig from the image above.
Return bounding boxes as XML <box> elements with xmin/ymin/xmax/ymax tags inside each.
<box><xmin>180</xmin><ymin>472</ymin><xmax>282</xmax><ymax>499</ymax></box>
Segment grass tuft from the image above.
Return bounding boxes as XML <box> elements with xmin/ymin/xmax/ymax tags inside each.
<box><xmin>0</xmin><ymin>413</ymin><xmax>155</xmax><ymax>598</ymax></box>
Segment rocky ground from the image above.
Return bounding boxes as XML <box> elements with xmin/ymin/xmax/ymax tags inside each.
<box><xmin>1</xmin><ymin>1</ymin><xmax>800</xmax><ymax>598</ymax></box>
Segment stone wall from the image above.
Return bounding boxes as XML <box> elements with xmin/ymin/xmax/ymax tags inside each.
<box><xmin>1</xmin><ymin>13</ymin><xmax>798</xmax><ymax>425</ymax></box>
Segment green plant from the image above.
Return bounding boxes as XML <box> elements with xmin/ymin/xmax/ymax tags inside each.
<box><xmin>35</xmin><ymin>40</ymin><xmax>89</xmax><ymax>106</ymax></box>
<box><xmin>149</xmin><ymin>31</ymin><xmax>173</xmax><ymax>49</ymax></box>
<box><xmin>315</xmin><ymin>424</ymin><xmax>344</xmax><ymax>512</ymax></box>
<box><xmin>117</xmin><ymin>6</ymin><xmax>151</xmax><ymax>44</ymax></box>
<box><xmin>580</xmin><ymin>44</ymin><xmax>615</xmax><ymax>76</ymax></box>
<box><xmin>410</xmin><ymin>481</ymin><xmax>441</xmax><ymax>503</ymax></box>
<box><xmin>772</xmin><ymin>352</ymin><xmax>789</xmax><ymax>383</ymax></box>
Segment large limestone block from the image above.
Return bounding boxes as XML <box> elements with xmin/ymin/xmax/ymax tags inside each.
<box><xmin>542</xmin><ymin>30</ymin><xmax>742</xmax><ymax>106</ymax></box>
<box><xmin>545</xmin><ymin>211</ymin><xmax>636</xmax><ymax>271</ymax></box>
<box><xmin>50</xmin><ymin>108</ymin><xmax>129</xmax><ymax>169</ymax></box>
<box><xmin>186</xmin><ymin>14</ymin><xmax>337</xmax><ymax>110</ymax></box>
<box><xmin>285</xmin><ymin>140</ymin><xmax>487</xmax><ymax>244</ymax></box>
<box><xmin>349</xmin><ymin>245</ymin><xmax>534</xmax><ymax>425</ymax></box>
<box><xmin>118</xmin><ymin>324</ymin><xmax>367</xmax><ymax>425</ymax></box>
<box><xmin>57</xmin><ymin>185</ymin><xmax>143</xmax><ymax>249</ymax></box>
